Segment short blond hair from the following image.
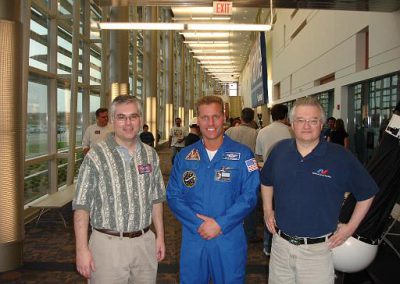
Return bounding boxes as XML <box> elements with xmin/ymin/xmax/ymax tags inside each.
<box><xmin>196</xmin><ymin>95</ymin><xmax>224</xmax><ymax>114</ymax></box>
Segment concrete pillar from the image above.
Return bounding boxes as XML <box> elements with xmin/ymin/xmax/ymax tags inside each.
<box><xmin>0</xmin><ymin>0</ymin><xmax>24</xmax><ymax>272</ymax></box>
<box><xmin>143</xmin><ymin>7</ymin><xmax>158</xmax><ymax>137</ymax></box>
<box><xmin>109</xmin><ymin>6</ymin><xmax>129</xmax><ymax>100</ymax></box>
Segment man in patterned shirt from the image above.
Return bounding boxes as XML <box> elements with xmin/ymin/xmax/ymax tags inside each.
<box><xmin>73</xmin><ymin>95</ymin><xmax>166</xmax><ymax>283</ymax></box>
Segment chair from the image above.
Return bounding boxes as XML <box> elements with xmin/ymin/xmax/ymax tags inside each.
<box><xmin>381</xmin><ymin>203</ymin><xmax>400</xmax><ymax>259</ymax></box>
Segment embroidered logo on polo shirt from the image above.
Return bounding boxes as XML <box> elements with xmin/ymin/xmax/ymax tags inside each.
<box><xmin>312</xmin><ymin>169</ymin><xmax>332</xmax><ymax>178</ymax></box>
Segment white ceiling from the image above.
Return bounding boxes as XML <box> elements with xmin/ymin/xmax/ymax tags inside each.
<box><xmin>171</xmin><ymin>6</ymin><xmax>270</xmax><ymax>83</ymax></box>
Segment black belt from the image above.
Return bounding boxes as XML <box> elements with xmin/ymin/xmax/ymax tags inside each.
<box><xmin>277</xmin><ymin>229</ymin><xmax>332</xmax><ymax>246</ymax></box>
<box><xmin>95</xmin><ymin>226</ymin><xmax>150</xmax><ymax>238</ymax></box>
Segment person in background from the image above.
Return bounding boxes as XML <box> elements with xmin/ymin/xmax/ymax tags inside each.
<box><xmin>140</xmin><ymin>124</ymin><xmax>155</xmax><ymax>147</ymax></box>
<box><xmin>261</xmin><ymin>97</ymin><xmax>377</xmax><ymax>284</ymax></box>
<box><xmin>167</xmin><ymin>95</ymin><xmax>259</xmax><ymax>283</ymax></box>
<box><xmin>327</xmin><ymin>118</ymin><xmax>349</xmax><ymax>149</ymax></box>
<box><xmin>185</xmin><ymin>117</ymin><xmax>201</xmax><ymax>146</ymax></box>
<box><xmin>225</xmin><ymin>107</ymin><xmax>260</xmax><ymax>243</ymax></box>
<box><xmin>255</xmin><ymin>103</ymin><xmax>294</xmax><ymax>256</ymax></box>
<box><xmin>82</xmin><ymin>108</ymin><xmax>112</xmax><ymax>155</ymax></box>
<box><xmin>322</xmin><ymin>116</ymin><xmax>336</xmax><ymax>141</ymax></box>
<box><xmin>169</xmin><ymin>117</ymin><xmax>187</xmax><ymax>164</ymax></box>
<box><xmin>73</xmin><ymin>95</ymin><xmax>166</xmax><ymax>283</ymax></box>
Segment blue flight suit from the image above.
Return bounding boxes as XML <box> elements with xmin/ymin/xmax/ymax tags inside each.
<box><xmin>167</xmin><ymin>135</ymin><xmax>260</xmax><ymax>284</ymax></box>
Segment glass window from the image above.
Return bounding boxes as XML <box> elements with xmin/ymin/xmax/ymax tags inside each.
<box><xmin>57</xmin><ymin>87</ymin><xmax>71</xmax><ymax>151</ymax></box>
<box><xmin>90</xmin><ymin>5</ymin><xmax>101</xmax><ymax>41</ymax></box>
<box><xmin>27</xmin><ymin>78</ymin><xmax>48</xmax><ymax>158</ymax></box>
<box><xmin>57</xmin><ymin>26</ymin><xmax>72</xmax><ymax>76</ymax></box>
<box><xmin>90</xmin><ymin>94</ymin><xmax>101</xmax><ymax>123</ymax></box>
<box><xmin>57</xmin><ymin>157</ymin><xmax>68</xmax><ymax>186</ymax></box>
<box><xmin>29</xmin><ymin>7</ymin><xmax>48</xmax><ymax>71</ymax></box>
<box><xmin>76</xmin><ymin>91</ymin><xmax>83</xmax><ymax>145</ymax></box>
<box><xmin>58</xmin><ymin>0</ymin><xmax>73</xmax><ymax>16</ymax></box>
<box><xmin>24</xmin><ymin>161</ymin><xmax>49</xmax><ymax>203</ymax></box>
<box><xmin>90</xmin><ymin>48</ymin><xmax>101</xmax><ymax>85</ymax></box>
<box><xmin>313</xmin><ymin>91</ymin><xmax>334</xmax><ymax>119</ymax></box>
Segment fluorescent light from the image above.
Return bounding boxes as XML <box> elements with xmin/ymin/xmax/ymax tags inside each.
<box><xmin>194</xmin><ymin>55</ymin><xmax>233</xmax><ymax>60</ymax></box>
<box><xmin>190</xmin><ymin>49</ymin><xmax>231</xmax><ymax>54</ymax></box>
<box><xmin>199</xmin><ymin>60</ymin><xmax>238</xmax><ymax>64</ymax></box>
<box><xmin>99</xmin><ymin>22</ymin><xmax>184</xmax><ymax>30</ymax></box>
<box><xmin>172</xmin><ymin>7</ymin><xmax>213</xmax><ymax>14</ymax></box>
<box><xmin>186</xmin><ymin>42</ymin><xmax>230</xmax><ymax>48</ymax></box>
<box><xmin>187</xmin><ymin>23</ymin><xmax>271</xmax><ymax>31</ymax></box>
<box><xmin>180</xmin><ymin>32</ymin><xmax>230</xmax><ymax>38</ymax></box>
<box><xmin>184</xmin><ymin>41</ymin><xmax>229</xmax><ymax>44</ymax></box>
<box><xmin>98</xmin><ymin>22</ymin><xmax>272</xmax><ymax>32</ymax></box>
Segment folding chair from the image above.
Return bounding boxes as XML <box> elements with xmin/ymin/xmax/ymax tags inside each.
<box><xmin>381</xmin><ymin>203</ymin><xmax>400</xmax><ymax>259</ymax></box>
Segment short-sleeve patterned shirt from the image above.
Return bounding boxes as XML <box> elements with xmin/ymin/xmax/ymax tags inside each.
<box><xmin>73</xmin><ymin>133</ymin><xmax>166</xmax><ymax>232</ymax></box>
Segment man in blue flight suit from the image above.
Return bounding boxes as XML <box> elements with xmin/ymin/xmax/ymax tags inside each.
<box><xmin>167</xmin><ymin>95</ymin><xmax>260</xmax><ymax>283</ymax></box>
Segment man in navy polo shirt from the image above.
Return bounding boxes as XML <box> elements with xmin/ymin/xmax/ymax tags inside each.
<box><xmin>260</xmin><ymin>97</ymin><xmax>378</xmax><ymax>284</ymax></box>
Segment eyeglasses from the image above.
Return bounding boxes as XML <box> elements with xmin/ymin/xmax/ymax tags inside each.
<box><xmin>293</xmin><ymin>118</ymin><xmax>321</xmax><ymax>126</ymax></box>
<box><xmin>115</xmin><ymin>113</ymin><xmax>140</xmax><ymax>122</ymax></box>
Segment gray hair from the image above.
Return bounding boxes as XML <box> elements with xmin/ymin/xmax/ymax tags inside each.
<box><xmin>109</xmin><ymin>95</ymin><xmax>143</xmax><ymax>119</ymax></box>
<box><xmin>289</xmin><ymin>97</ymin><xmax>326</xmax><ymax>123</ymax></box>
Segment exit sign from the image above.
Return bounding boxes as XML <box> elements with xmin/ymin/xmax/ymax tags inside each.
<box><xmin>213</xmin><ymin>1</ymin><xmax>233</xmax><ymax>15</ymax></box>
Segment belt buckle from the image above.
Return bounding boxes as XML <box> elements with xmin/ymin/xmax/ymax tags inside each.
<box><xmin>127</xmin><ymin>231</ymin><xmax>137</xmax><ymax>238</ymax></box>
<box><xmin>288</xmin><ymin>236</ymin><xmax>301</xmax><ymax>245</ymax></box>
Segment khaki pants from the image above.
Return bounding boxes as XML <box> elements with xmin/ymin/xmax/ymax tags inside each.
<box><xmin>88</xmin><ymin>229</ymin><xmax>158</xmax><ymax>284</ymax></box>
<box><xmin>268</xmin><ymin>233</ymin><xmax>334</xmax><ymax>284</ymax></box>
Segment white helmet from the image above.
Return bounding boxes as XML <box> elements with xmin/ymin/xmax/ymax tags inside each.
<box><xmin>332</xmin><ymin>236</ymin><xmax>378</xmax><ymax>273</ymax></box>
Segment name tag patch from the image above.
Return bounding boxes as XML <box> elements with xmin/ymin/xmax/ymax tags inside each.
<box><xmin>95</xmin><ymin>130</ymin><xmax>100</xmax><ymax>134</ymax></box>
<box><xmin>138</xmin><ymin>164</ymin><xmax>152</xmax><ymax>174</ymax></box>
<box><xmin>222</xmin><ymin>152</ymin><xmax>241</xmax><ymax>160</ymax></box>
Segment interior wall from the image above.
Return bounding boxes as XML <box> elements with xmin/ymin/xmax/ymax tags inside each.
<box><xmin>240</xmin><ymin>8</ymin><xmax>400</xmax><ymax>120</ymax></box>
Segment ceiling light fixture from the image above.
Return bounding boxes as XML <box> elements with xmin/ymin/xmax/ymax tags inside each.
<box><xmin>180</xmin><ymin>32</ymin><xmax>230</xmax><ymax>38</ymax></box>
<box><xmin>98</xmin><ymin>23</ymin><xmax>271</xmax><ymax>32</ymax></box>
<box><xmin>98</xmin><ymin>22</ymin><xmax>185</xmax><ymax>30</ymax></box>
<box><xmin>190</xmin><ymin>49</ymin><xmax>231</xmax><ymax>54</ymax></box>
<box><xmin>187</xmin><ymin>23</ymin><xmax>271</xmax><ymax>31</ymax></box>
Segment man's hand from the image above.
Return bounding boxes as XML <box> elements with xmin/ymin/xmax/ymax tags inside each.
<box><xmin>155</xmin><ymin>236</ymin><xmax>166</xmax><ymax>262</ymax></box>
<box><xmin>328</xmin><ymin>223</ymin><xmax>355</xmax><ymax>249</ymax></box>
<box><xmin>196</xmin><ymin>214</ymin><xmax>222</xmax><ymax>240</ymax></box>
<box><xmin>76</xmin><ymin>247</ymin><xmax>95</xmax><ymax>279</ymax></box>
<box><xmin>264</xmin><ymin>210</ymin><xmax>277</xmax><ymax>234</ymax></box>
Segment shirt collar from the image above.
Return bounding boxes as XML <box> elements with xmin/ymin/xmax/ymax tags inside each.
<box><xmin>289</xmin><ymin>139</ymin><xmax>327</xmax><ymax>157</ymax></box>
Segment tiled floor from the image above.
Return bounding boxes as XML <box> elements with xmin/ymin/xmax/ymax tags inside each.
<box><xmin>1</xmin><ymin>146</ymin><xmax>399</xmax><ymax>283</ymax></box>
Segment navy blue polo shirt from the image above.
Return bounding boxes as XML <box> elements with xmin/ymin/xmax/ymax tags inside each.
<box><xmin>261</xmin><ymin>139</ymin><xmax>378</xmax><ymax>237</ymax></box>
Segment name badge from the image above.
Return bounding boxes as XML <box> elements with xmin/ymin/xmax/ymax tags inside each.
<box><xmin>95</xmin><ymin>130</ymin><xmax>100</xmax><ymax>134</ymax></box>
<box><xmin>138</xmin><ymin>164</ymin><xmax>152</xmax><ymax>174</ymax></box>
<box><xmin>215</xmin><ymin>167</ymin><xmax>232</xmax><ymax>182</ymax></box>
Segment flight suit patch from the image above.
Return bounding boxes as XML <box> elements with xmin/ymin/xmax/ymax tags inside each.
<box><xmin>185</xmin><ymin>149</ymin><xmax>200</xmax><ymax>160</ymax></box>
<box><xmin>182</xmin><ymin>170</ymin><xmax>197</xmax><ymax>187</ymax></box>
